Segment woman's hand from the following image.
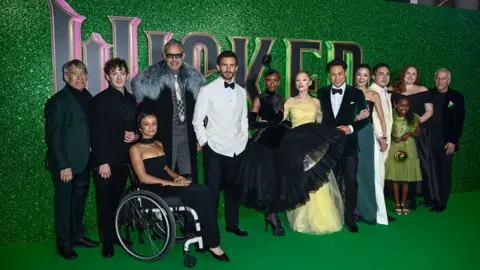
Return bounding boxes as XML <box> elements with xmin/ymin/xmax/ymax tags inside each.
<box><xmin>173</xmin><ymin>175</ymin><xmax>191</xmax><ymax>186</ymax></box>
<box><xmin>392</xmin><ymin>136</ymin><xmax>401</xmax><ymax>143</ymax></box>
<box><xmin>400</xmin><ymin>132</ymin><xmax>411</xmax><ymax>141</ymax></box>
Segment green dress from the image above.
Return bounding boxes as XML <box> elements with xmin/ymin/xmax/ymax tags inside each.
<box><xmin>385</xmin><ymin>112</ymin><xmax>422</xmax><ymax>182</ymax></box>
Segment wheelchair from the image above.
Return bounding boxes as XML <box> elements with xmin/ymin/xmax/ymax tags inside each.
<box><xmin>114</xmin><ymin>163</ymin><xmax>203</xmax><ymax>267</ymax></box>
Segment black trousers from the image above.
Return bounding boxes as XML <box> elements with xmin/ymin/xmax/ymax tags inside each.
<box><xmin>432</xmin><ymin>147</ymin><xmax>454</xmax><ymax>207</ymax></box>
<box><xmin>203</xmin><ymin>145</ymin><xmax>240</xmax><ymax>229</ymax></box>
<box><xmin>93</xmin><ymin>164</ymin><xmax>128</xmax><ymax>245</ymax></box>
<box><xmin>51</xmin><ymin>167</ymin><xmax>90</xmax><ymax>250</ymax></box>
<box><xmin>334</xmin><ymin>156</ymin><xmax>358</xmax><ymax>224</ymax></box>
<box><xmin>141</xmin><ymin>183</ymin><xmax>221</xmax><ymax>248</ymax></box>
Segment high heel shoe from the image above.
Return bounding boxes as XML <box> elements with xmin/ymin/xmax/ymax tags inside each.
<box><xmin>265</xmin><ymin>217</ymin><xmax>286</xmax><ymax>236</ymax></box>
<box><xmin>209</xmin><ymin>249</ymin><xmax>230</xmax><ymax>262</ymax></box>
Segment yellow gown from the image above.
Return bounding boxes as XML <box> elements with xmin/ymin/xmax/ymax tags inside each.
<box><xmin>284</xmin><ymin>98</ymin><xmax>344</xmax><ymax>234</ymax></box>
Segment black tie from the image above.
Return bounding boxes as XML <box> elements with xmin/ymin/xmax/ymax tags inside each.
<box><xmin>224</xmin><ymin>81</ymin><xmax>234</xmax><ymax>89</ymax></box>
<box><xmin>332</xmin><ymin>88</ymin><xmax>343</xmax><ymax>95</ymax></box>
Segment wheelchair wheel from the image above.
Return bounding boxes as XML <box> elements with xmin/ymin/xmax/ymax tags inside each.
<box><xmin>115</xmin><ymin>190</ymin><xmax>176</xmax><ymax>262</ymax></box>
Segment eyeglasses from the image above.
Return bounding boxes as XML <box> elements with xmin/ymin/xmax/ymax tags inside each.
<box><xmin>165</xmin><ymin>53</ymin><xmax>183</xmax><ymax>59</ymax></box>
<box><xmin>375</xmin><ymin>72</ymin><xmax>391</xmax><ymax>77</ymax></box>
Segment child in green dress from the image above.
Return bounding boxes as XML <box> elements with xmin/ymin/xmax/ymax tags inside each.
<box><xmin>385</xmin><ymin>97</ymin><xmax>422</xmax><ymax>215</ymax></box>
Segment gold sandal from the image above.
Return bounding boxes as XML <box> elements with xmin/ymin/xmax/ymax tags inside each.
<box><xmin>394</xmin><ymin>204</ymin><xmax>403</xmax><ymax>215</ymax></box>
<box><xmin>400</xmin><ymin>204</ymin><xmax>410</xmax><ymax>215</ymax></box>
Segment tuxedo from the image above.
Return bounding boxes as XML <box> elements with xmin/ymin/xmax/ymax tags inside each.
<box><xmin>44</xmin><ymin>84</ymin><xmax>92</xmax><ymax>250</ymax></box>
<box><xmin>193</xmin><ymin>77</ymin><xmax>248</xmax><ymax>229</ymax></box>
<box><xmin>317</xmin><ymin>83</ymin><xmax>368</xmax><ymax>224</ymax></box>
<box><xmin>429</xmin><ymin>87</ymin><xmax>465</xmax><ymax>208</ymax></box>
<box><xmin>89</xmin><ymin>85</ymin><xmax>137</xmax><ymax>246</ymax></box>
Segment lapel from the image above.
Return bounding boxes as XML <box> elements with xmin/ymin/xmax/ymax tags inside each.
<box><xmin>320</xmin><ymin>86</ymin><xmax>335</xmax><ymax>121</ymax></box>
<box><xmin>336</xmin><ymin>84</ymin><xmax>353</xmax><ymax>120</ymax></box>
<box><xmin>63</xmin><ymin>85</ymin><xmax>85</xmax><ymax>122</ymax></box>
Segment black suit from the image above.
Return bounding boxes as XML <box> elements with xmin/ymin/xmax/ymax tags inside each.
<box><xmin>317</xmin><ymin>84</ymin><xmax>368</xmax><ymax>223</ymax></box>
<box><xmin>89</xmin><ymin>86</ymin><xmax>137</xmax><ymax>246</ymax></box>
<box><xmin>44</xmin><ymin>84</ymin><xmax>92</xmax><ymax>250</ymax></box>
<box><xmin>429</xmin><ymin>87</ymin><xmax>465</xmax><ymax>208</ymax></box>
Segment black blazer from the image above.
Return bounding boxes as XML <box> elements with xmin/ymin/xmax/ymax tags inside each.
<box><xmin>89</xmin><ymin>86</ymin><xmax>138</xmax><ymax>168</ymax></box>
<box><xmin>317</xmin><ymin>84</ymin><xmax>368</xmax><ymax>157</ymax></box>
<box><xmin>44</xmin><ymin>84</ymin><xmax>92</xmax><ymax>173</ymax></box>
<box><xmin>429</xmin><ymin>87</ymin><xmax>465</xmax><ymax>151</ymax></box>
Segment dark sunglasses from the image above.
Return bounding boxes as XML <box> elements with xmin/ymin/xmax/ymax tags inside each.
<box><xmin>165</xmin><ymin>53</ymin><xmax>183</xmax><ymax>59</ymax></box>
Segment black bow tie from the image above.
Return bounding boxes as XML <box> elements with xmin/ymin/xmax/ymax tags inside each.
<box><xmin>224</xmin><ymin>81</ymin><xmax>235</xmax><ymax>89</ymax></box>
<box><xmin>332</xmin><ymin>88</ymin><xmax>343</xmax><ymax>95</ymax></box>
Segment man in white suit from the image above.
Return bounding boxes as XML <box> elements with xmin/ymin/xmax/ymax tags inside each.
<box><xmin>370</xmin><ymin>63</ymin><xmax>395</xmax><ymax>224</ymax></box>
<box><xmin>192</xmin><ymin>50</ymin><xmax>249</xmax><ymax>237</ymax></box>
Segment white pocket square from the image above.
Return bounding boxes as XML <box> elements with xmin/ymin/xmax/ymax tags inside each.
<box><xmin>350</xmin><ymin>101</ymin><xmax>354</xmax><ymax>104</ymax></box>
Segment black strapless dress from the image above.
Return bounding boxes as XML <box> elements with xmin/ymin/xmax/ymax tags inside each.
<box><xmin>140</xmin><ymin>156</ymin><xmax>220</xmax><ymax>248</ymax></box>
<box><xmin>229</xmin><ymin>94</ymin><xmax>345</xmax><ymax>213</ymax></box>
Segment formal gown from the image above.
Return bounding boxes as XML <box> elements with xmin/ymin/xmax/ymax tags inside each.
<box><xmin>356</xmin><ymin>101</ymin><xmax>377</xmax><ymax>223</ymax></box>
<box><xmin>285</xmin><ymin>99</ymin><xmax>344</xmax><ymax>235</ymax></box>
<box><xmin>139</xmin><ymin>156</ymin><xmax>221</xmax><ymax>248</ymax></box>
<box><xmin>228</xmin><ymin>99</ymin><xmax>345</xmax><ymax>218</ymax></box>
<box><xmin>385</xmin><ymin>112</ymin><xmax>422</xmax><ymax>182</ymax></box>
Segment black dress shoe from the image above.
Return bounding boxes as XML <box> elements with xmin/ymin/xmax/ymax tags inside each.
<box><xmin>419</xmin><ymin>201</ymin><xmax>435</xmax><ymax>208</ymax></box>
<box><xmin>57</xmin><ymin>247</ymin><xmax>78</xmax><ymax>260</ymax></box>
<box><xmin>430</xmin><ymin>205</ymin><xmax>447</xmax><ymax>212</ymax></box>
<box><xmin>209</xmin><ymin>250</ymin><xmax>230</xmax><ymax>262</ymax></box>
<box><xmin>101</xmin><ymin>244</ymin><xmax>114</xmax><ymax>258</ymax></box>
<box><xmin>346</xmin><ymin>222</ymin><xmax>359</xmax><ymax>233</ymax></box>
<box><xmin>388</xmin><ymin>216</ymin><xmax>397</xmax><ymax>222</ymax></box>
<box><xmin>72</xmin><ymin>237</ymin><xmax>99</xmax><ymax>248</ymax></box>
<box><xmin>226</xmin><ymin>227</ymin><xmax>248</xmax><ymax>236</ymax></box>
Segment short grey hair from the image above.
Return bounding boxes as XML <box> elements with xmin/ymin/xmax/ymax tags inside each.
<box><xmin>164</xmin><ymin>39</ymin><xmax>184</xmax><ymax>53</ymax></box>
<box><xmin>62</xmin><ymin>59</ymin><xmax>88</xmax><ymax>76</ymax></box>
<box><xmin>435</xmin><ymin>68</ymin><xmax>451</xmax><ymax>80</ymax></box>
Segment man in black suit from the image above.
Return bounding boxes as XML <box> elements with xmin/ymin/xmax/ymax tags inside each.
<box><xmin>44</xmin><ymin>60</ymin><xmax>99</xmax><ymax>260</ymax></box>
<box><xmin>428</xmin><ymin>68</ymin><xmax>465</xmax><ymax>212</ymax></box>
<box><xmin>90</xmin><ymin>58</ymin><xmax>138</xmax><ymax>257</ymax></box>
<box><xmin>317</xmin><ymin>59</ymin><xmax>369</xmax><ymax>233</ymax></box>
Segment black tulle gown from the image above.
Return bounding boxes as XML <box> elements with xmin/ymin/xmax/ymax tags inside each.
<box><xmin>228</xmin><ymin>93</ymin><xmax>345</xmax><ymax>213</ymax></box>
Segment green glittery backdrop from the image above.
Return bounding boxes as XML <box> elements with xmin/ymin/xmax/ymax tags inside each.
<box><xmin>0</xmin><ymin>0</ymin><xmax>479</xmax><ymax>246</ymax></box>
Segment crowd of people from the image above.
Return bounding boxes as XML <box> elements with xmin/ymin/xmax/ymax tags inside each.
<box><xmin>44</xmin><ymin>39</ymin><xmax>465</xmax><ymax>262</ymax></box>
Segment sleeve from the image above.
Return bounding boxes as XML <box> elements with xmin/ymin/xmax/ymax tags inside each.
<box><xmin>44</xmin><ymin>96</ymin><xmax>69</xmax><ymax>170</ymax></box>
<box><xmin>89</xmin><ymin>96</ymin><xmax>110</xmax><ymax>166</ymax></box>
<box><xmin>192</xmin><ymin>86</ymin><xmax>209</xmax><ymax>146</ymax></box>
<box><xmin>451</xmin><ymin>93</ymin><xmax>465</xmax><ymax>145</ymax></box>
<box><xmin>241</xmin><ymin>93</ymin><xmax>249</xmax><ymax>141</ymax></box>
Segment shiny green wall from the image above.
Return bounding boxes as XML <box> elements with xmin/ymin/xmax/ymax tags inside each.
<box><xmin>0</xmin><ymin>0</ymin><xmax>479</xmax><ymax>245</ymax></box>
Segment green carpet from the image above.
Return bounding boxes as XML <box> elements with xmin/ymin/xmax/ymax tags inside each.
<box><xmin>2</xmin><ymin>192</ymin><xmax>478</xmax><ymax>270</ymax></box>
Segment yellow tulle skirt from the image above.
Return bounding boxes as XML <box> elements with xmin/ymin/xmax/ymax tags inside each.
<box><xmin>286</xmin><ymin>171</ymin><xmax>344</xmax><ymax>234</ymax></box>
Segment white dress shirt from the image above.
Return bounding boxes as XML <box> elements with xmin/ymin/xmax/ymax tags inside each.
<box><xmin>330</xmin><ymin>82</ymin><xmax>354</xmax><ymax>133</ymax></box>
<box><xmin>192</xmin><ymin>77</ymin><xmax>248</xmax><ymax>157</ymax></box>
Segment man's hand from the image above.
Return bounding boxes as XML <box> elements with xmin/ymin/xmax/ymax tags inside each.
<box><xmin>337</xmin><ymin>125</ymin><xmax>352</xmax><ymax>135</ymax></box>
<box><xmin>124</xmin><ymin>131</ymin><xmax>137</xmax><ymax>143</ymax></box>
<box><xmin>99</xmin><ymin>163</ymin><xmax>111</xmax><ymax>179</ymax></box>
<box><xmin>445</xmin><ymin>142</ymin><xmax>455</xmax><ymax>155</ymax></box>
<box><xmin>377</xmin><ymin>138</ymin><xmax>388</xmax><ymax>152</ymax></box>
<box><xmin>60</xmin><ymin>168</ymin><xmax>73</xmax><ymax>182</ymax></box>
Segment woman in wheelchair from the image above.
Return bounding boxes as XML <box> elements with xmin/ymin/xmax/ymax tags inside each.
<box><xmin>129</xmin><ymin>113</ymin><xmax>230</xmax><ymax>262</ymax></box>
